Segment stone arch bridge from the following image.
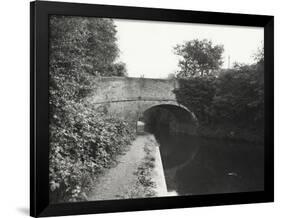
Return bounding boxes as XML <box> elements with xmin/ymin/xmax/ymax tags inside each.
<box><xmin>86</xmin><ymin>77</ymin><xmax>197</xmax><ymax>132</ymax></box>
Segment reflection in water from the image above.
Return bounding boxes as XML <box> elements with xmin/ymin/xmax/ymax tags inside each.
<box><xmin>155</xmin><ymin>131</ymin><xmax>264</xmax><ymax>195</ymax></box>
<box><xmin>142</xmin><ymin>105</ymin><xmax>264</xmax><ymax>196</ymax></box>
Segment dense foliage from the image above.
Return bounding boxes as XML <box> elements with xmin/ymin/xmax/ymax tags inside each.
<box><xmin>213</xmin><ymin>63</ymin><xmax>264</xmax><ymax>126</ymax></box>
<box><xmin>174</xmin><ymin>77</ymin><xmax>216</xmax><ymax>123</ymax></box>
<box><xmin>49</xmin><ymin>16</ymin><xmax>134</xmax><ymax>202</ymax></box>
<box><xmin>49</xmin><ymin>103</ymin><xmax>134</xmax><ymax>202</ymax></box>
<box><xmin>174</xmin><ymin>39</ymin><xmax>224</xmax><ymax>77</ymax></box>
<box><xmin>50</xmin><ymin>16</ymin><xmax>127</xmax><ymax>78</ymax></box>
<box><xmin>174</xmin><ymin>62</ymin><xmax>264</xmax><ymax>142</ymax></box>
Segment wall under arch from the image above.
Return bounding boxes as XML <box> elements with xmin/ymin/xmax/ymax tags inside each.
<box><xmin>141</xmin><ymin>103</ymin><xmax>198</xmax><ymax>135</ymax></box>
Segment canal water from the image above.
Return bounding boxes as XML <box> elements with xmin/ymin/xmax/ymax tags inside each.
<box><xmin>154</xmin><ymin>132</ymin><xmax>264</xmax><ymax>195</ymax></box>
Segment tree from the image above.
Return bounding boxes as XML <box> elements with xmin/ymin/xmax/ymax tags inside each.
<box><xmin>49</xmin><ymin>16</ymin><xmax>133</xmax><ymax>202</ymax></box>
<box><xmin>50</xmin><ymin>16</ymin><xmax>126</xmax><ymax>78</ymax></box>
<box><xmin>49</xmin><ymin>16</ymin><xmax>128</xmax><ymax>122</ymax></box>
<box><xmin>106</xmin><ymin>62</ymin><xmax>127</xmax><ymax>76</ymax></box>
<box><xmin>174</xmin><ymin>39</ymin><xmax>224</xmax><ymax>77</ymax></box>
<box><xmin>253</xmin><ymin>43</ymin><xmax>264</xmax><ymax>64</ymax></box>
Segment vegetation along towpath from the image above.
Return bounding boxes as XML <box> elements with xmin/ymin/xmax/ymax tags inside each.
<box><xmin>89</xmin><ymin>134</ymin><xmax>167</xmax><ymax>200</ymax></box>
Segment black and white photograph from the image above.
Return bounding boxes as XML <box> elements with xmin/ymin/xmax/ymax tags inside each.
<box><xmin>0</xmin><ymin>0</ymin><xmax>278</xmax><ymax>217</ymax></box>
<box><xmin>49</xmin><ymin>15</ymin><xmax>265</xmax><ymax>203</ymax></box>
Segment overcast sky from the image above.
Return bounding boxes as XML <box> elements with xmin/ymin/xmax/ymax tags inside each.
<box><xmin>114</xmin><ymin>19</ymin><xmax>263</xmax><ymax>78</ymax></box>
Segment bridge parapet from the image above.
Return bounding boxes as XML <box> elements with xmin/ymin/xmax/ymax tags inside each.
<box><xmin>87</xmin><ymin>77</ymin><xmax>179</xmax><ymax>103</ymax></box>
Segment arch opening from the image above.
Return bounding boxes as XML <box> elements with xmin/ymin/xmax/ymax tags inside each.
<box><xmin>138</xmin><ymin>104</ymin><xmax>197</xmax><ymax>137</ymax></box>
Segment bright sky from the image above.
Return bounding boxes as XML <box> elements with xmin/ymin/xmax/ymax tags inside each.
<box><xmin>114</xmin><ymin>19</ymin><xmax>263</xmax><ymax>78</ymax></box>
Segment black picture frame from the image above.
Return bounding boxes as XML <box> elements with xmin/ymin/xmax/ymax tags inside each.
<box><xmin>30</xmin><ymin>1</ymin><xmax>274</xmax><ymax>217</ymax></box>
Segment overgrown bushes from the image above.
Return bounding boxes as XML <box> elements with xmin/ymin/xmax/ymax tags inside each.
<box><xmin>174</xmin><ymin>76</ymin><xmax>216</xmax><ymax>124</ymax></box>
<box><xmin>174</xmin><ymin>63</ymin><xmax>264</xmax><ymax>142</ymax></box>
<box><xmin>49</xmin><ymin>102</ymin><xmax>134</xmax><ymax>202</ymax></box>
<box><xmin>49</xmin><ymin>16</ymin><xmax>134</xmax><ymax>202</ymax></box>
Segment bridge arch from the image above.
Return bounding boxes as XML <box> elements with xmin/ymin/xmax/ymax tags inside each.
<box><xmin>86</xmin><ymin>77</ymin><xmax>198</xmax><ymax>134</ymax></box>
<box><xmin>138</xmin><ymin>101</ymin><xmax>198</xmax><ymax>135</ymax></box>
<box><xmin>138</xmin><ymin>101</ymin><xmax>197</xmax><ymax>123</ymax></box>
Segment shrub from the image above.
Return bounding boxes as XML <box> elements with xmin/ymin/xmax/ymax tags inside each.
<box><xmin>49</xmin><ymin>101</ymin><xmax>135</xmax><ymax>202</ymax></box>
<box><xmin>173</xmin><ymin>76</ymin><xmax>216</xmax><ymax>124</ymax></box>
<box><xmin>173</xmin><ymin>63</ymin><xmax>264</xmax><ymax>142</ymax></box>
<box><xmin>212</xmin><ymin>65</ymin><xmax>264</xmax><ymax>126</ymax></box>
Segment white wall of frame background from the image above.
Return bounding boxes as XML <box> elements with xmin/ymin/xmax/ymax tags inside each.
<box><xmin>0</xmin><ymin>0</ymin><xmax>279</xmax><ymax>217</ymax></box>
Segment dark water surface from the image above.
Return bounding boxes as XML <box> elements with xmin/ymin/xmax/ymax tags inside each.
<box><xmin>155</xmin><ymin>132</ymin><xmax>264</xmax><ymax>195</ymax></box>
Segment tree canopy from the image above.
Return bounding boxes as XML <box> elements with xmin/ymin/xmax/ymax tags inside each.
<box><xmin>50</xmin><ymin>16</ymin><xmax>127</xmax><ymax>77</ymax></box>
<box><xmin>174</xmin><ymin>39</ymin><xmax>224</xmax><ymax>77</ymax></box>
